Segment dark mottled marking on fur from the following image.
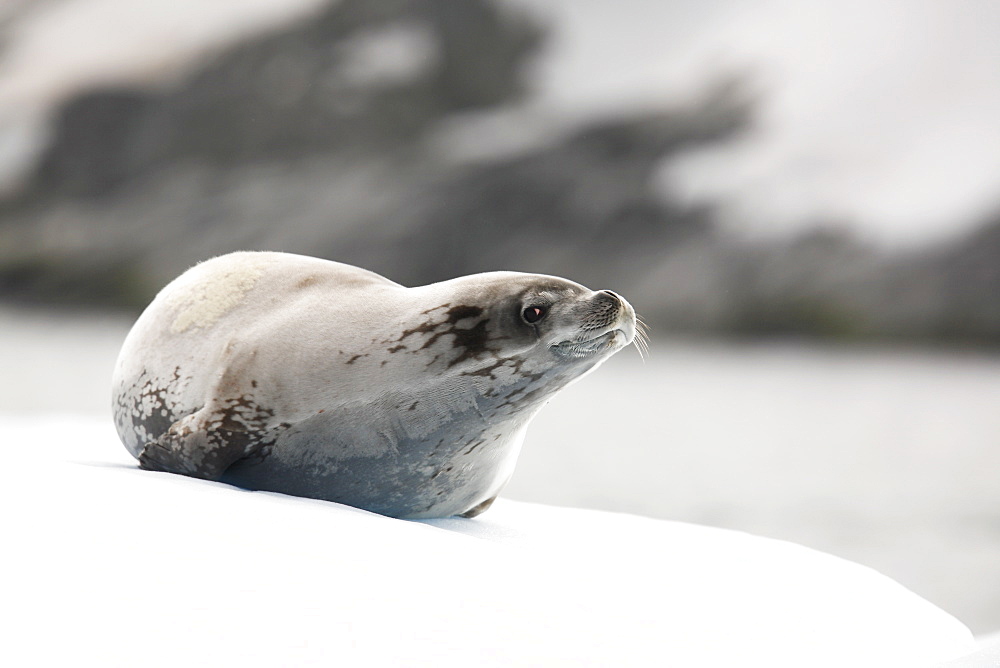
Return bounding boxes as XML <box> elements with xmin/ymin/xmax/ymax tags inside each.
<box><xmin>113</xmin><ymin>367</ymin><xmax>188</xmax><ymax>449</ymax></box>
<box><xmin>137</xmin><ymin>392</ymin><xmax>287</xmax><ymax>479</ymax></box>
<box><xmin>381</xmin><ymin>304</ymin><xmax>508</xmax><ymax>370</ymax></box>
<box><xmin>445</xmin><ymin>318</ymin><xmax>491</xmax><ymax>367</ymax></box>
<box><xmin>463</xmin><ymin>439</ymin><xmax>485</xmax><ymax>455</ymax></box>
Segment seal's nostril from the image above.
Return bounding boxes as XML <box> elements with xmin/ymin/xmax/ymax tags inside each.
<box><xmin>600</xmin><ymin>290</ymin><xmax>621</xmax><ymax>304</ymax></box>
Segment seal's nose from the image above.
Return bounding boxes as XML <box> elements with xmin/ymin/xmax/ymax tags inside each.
<box><xmin>600</xmin><ymin>290</ymin><xmax>621</xmax><ymax>305</ymax></box>
<box><xmin>596</xmin><ymin>290</ymin><xmax>636</xmax><ymax>343</ymax></box>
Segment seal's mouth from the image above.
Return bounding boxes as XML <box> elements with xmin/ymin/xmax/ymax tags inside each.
<box><xmin>551</xmin><ymin>329</ymin><xmax>624</xmax><ymax>358</ymax></box>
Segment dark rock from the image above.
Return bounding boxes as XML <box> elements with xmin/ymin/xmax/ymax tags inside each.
<box><xmin>11</xmin><ymin>0</ymin><xmax>543</xmax><ymax>202</ymax></box>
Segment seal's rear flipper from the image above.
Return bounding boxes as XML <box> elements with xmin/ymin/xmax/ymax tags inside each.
<box><xmin>138</xmin><ymin>410</ymin><xmax>249</xmax><ymax>481</ymax></box>
<box><xmin>460</xmin><ymin>495</ymin><xmax>498</xmax><ymax>518</ymax></box>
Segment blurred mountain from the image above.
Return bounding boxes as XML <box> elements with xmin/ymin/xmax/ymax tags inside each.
<box><xmin>0</xmin><ymin>0</ymin><xmax>998</xmax><ymax>347</ymax></box>
<box><xmin>675</xmin><ymin>218</ymin><xmax>1000</xmax><ymax>346</ymax></box>
<box><xmin>18</xmin><ymin>0</ymin><xmax>541</xmax><ymax>202</ymax></box>
<box><xmin>0</xmin><ymin>0</ymin><xmax>746</xmax><ymax>310</ymax></box>
<box><xmin>928</xmin><ymin>213</ymin><xmax>1000</xmax><ymax>342</ymax></box>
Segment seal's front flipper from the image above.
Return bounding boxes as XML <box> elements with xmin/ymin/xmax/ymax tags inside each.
<box><xmin>138</xmin><ymin>410</ymin><xmax>248</xmax><ymax>481</ymax></box>
<box><xmin>460</xmin><ymin>495</ymin><xmax>498</xmax><ymax>518</ymax></box>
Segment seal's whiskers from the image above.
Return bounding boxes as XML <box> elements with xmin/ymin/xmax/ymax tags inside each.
<box><xmin>633</xmin><ymin>316</ymin><xmax>651</xmax><ymax>362</ymax></box>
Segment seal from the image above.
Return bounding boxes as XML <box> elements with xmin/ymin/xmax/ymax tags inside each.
<box><xmin>112</xmin><ymin>251</ymin><xmax>641</xmax><ymax>519</ymax></box>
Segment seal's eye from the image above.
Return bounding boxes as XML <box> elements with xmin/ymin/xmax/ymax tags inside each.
<box><xmin>522</xmin><ymin>305</ymin><xmax>547</xmax><ymax>324</ymax></box>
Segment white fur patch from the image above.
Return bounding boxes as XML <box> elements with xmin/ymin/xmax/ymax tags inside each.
<box><xmin>168</xmin><ymin>261</ymin><xmax>265</xmax><ymax>334</ymax></box>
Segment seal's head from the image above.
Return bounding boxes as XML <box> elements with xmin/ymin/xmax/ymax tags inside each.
<box><xmin>400</xmin><ymin>272</ymin><xmax>641</xmax><ymax>414</ymax></box>
<box><xmin>515</xmin><ymin>282</ymin><xmax>637</xmax><ymax>362</ymax></box>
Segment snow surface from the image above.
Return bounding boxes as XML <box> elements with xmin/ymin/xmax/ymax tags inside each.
<box><xmin>2</xmin><ymin>414</ymin><xmax>976</xmax><ymax>667</ymax></box>
<box><xmin>4</xmin><ymin>306</ymin><xmax>1000</xmax><ymax>634</ymax></box>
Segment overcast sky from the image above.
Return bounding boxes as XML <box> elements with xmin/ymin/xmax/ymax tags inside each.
<box><xmin>3</xmin><ymin>0</ymin><xmax>1000</xmax><ymax>246</ymax></box>
<box><xmin>511</xmin><ymin>0</ymin><xmax>1000</xmax><ymax>246</ymax></box>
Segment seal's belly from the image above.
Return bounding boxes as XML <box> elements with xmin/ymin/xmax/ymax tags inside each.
<box><xmin>222</xmin><ymin>420</ymin><xmax>524</xmax><ymax>519</ymax></box>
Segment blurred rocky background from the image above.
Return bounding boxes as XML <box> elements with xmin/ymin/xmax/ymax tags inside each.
<box><xmin>1</xmin><ymin>0</ymin><xmax>998</xmax><ymax>347</ymax></box>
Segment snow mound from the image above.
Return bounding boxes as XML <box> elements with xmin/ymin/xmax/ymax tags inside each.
<box><xmin>3</xmin><ymin>414</ymin><xmax>975</xmax><ymax>667</ymax></box>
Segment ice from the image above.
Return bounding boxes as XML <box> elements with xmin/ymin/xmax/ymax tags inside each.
<box><xmin>1</xmin><ymin>413</ymin><xmax>977</xmax><ymax>667</ymax></box>
<box><xmin>3</xmin><ymin>307</ymin><xmax>1000</xmax><ymax>634</ymax></box>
